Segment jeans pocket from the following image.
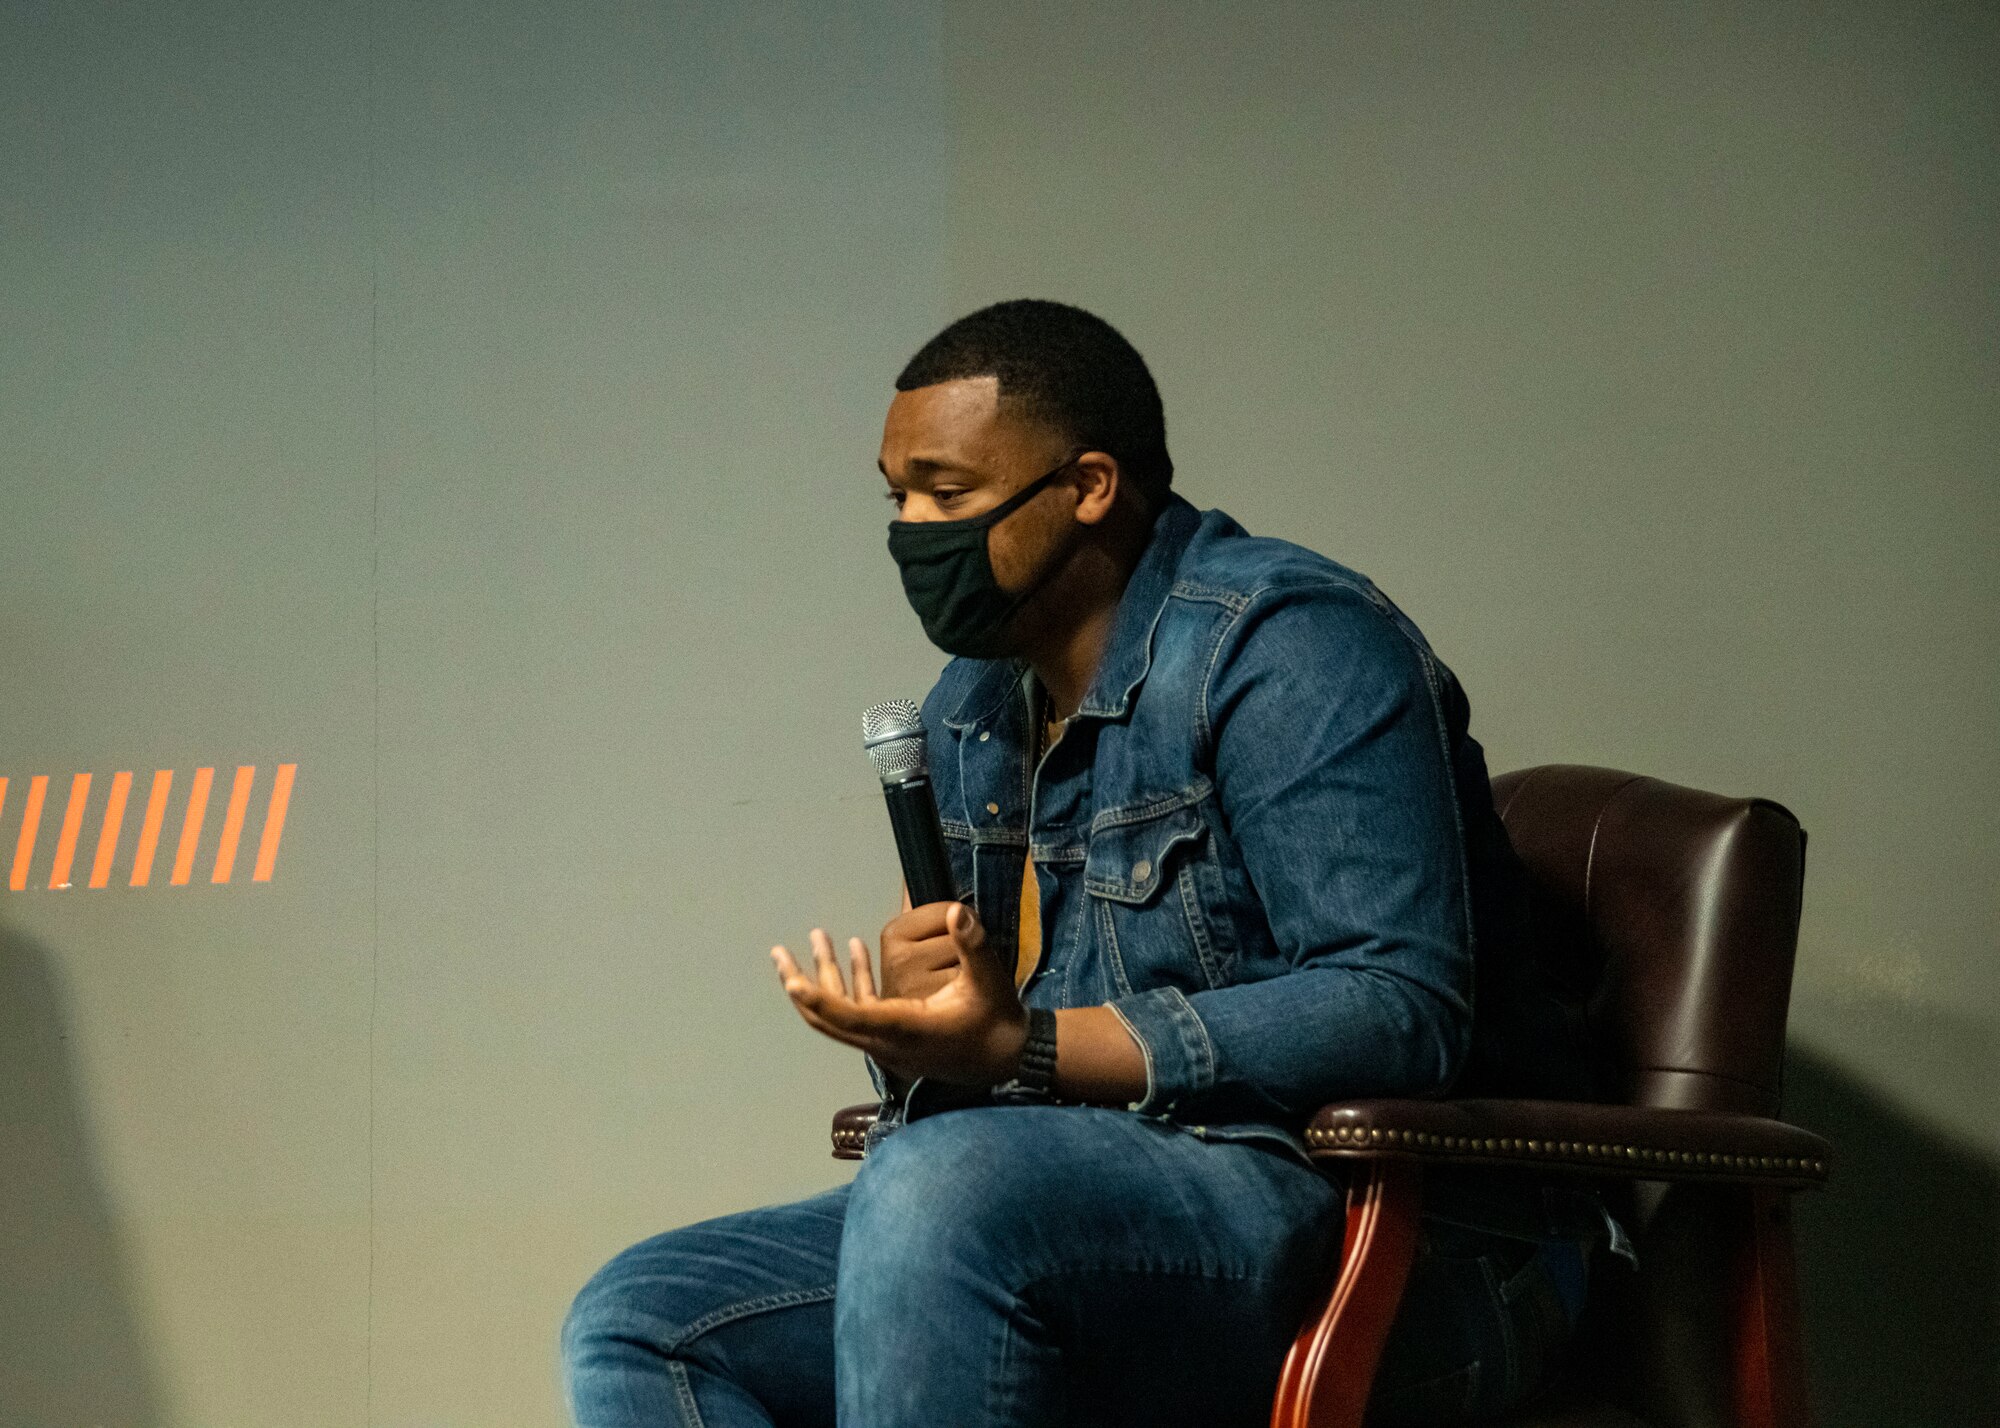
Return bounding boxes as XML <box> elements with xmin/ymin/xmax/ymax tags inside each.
<box><xmin>1366</xmin><ymin>1358</ymin><xmax>1482</xmax><ymax>1427</ymax></box>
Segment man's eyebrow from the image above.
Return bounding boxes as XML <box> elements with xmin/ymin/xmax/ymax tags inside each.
<box><xmin>879</xmin><ymin>456</ymin><xmax>974</xmax><ymax>483</ymax></box>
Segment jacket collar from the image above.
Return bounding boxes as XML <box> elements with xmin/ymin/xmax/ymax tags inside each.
<box><xmin>942</xmin><ymin>493</ymin><xmax>1203</xmax><ymax>730</ymax></box>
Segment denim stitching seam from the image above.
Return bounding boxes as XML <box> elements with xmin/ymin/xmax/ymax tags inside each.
<box><xmin>1177</xmin><ymin>861</ymin><xmax>1224</xmax><ymax>988</ymax></box>
<box><xmin>666</xmin><ymin>1358</ymin><xmax>707</xmax><ymax>1427</ymax></box>
<box><xmin>667</xmin><ymin>1283</ymin><xmax>838</xmax><ymax>1353</ymax></box>
<box><xmin>1097</xmin><ymin>897</ymin><xmax>1135</xmax><ymax>997</ymax></box>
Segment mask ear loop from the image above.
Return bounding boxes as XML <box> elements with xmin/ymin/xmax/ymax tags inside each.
<box><xmin>976</xmin><ymin>448</ymin><xmax>1093</xmax><ymax>638</ymax></box>
<box><xmin>888</xmin><ymin>448</ymin><xmax>1087</xmax><ymax>534</ymax></box>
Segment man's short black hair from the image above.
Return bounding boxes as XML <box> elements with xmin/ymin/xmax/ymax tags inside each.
<box><xmin>896</xmin><ymin>298</ymin><xmax>1173</xmax><ymax>513</ymax></box>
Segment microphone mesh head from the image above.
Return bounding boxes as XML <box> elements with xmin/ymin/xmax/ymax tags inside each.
<box><xmin>862</xmin><ymin>698</ymin><xmax>927</xmax><ymax>784</ymax></box>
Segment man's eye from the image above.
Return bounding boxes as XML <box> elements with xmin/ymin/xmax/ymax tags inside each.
<box><xmin>883</xmin><ymin>489</ymin><xmax>966</xmax><ymax>509</ymax></box>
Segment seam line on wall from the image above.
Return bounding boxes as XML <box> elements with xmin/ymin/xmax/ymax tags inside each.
<box><xmin>366</xmin><ymin>5</ymin><xmax>381</xmax><ymax>1423</ymax></box>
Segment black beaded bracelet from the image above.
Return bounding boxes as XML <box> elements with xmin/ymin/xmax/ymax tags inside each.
<box><xmin>1004</xmin><ymin>1006</ymin><xmax>1059</xmax><ymax>1096</ymax></box>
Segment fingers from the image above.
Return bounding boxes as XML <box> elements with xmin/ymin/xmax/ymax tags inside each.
<box><xmin>792</xmin><ymin>992</ymin><xmax>888</xmax><ymax>1056</ymax></box>
<box><xmin>770</xmin><ymin>939</ymin><xmax>912</xmax><ymax>1034</ymax></box>
<box><xmin>770</xmin><ymin>943</ymin><xmax>811</xmax><ymax>999</ymax></box>
<box><xmin>885</xmin><ymin>901</ymin><xmax>954</xmax><ymax>942</ymax></box>
<box><xmin>849</xmin><ymin>936</ymin><xmax>879</xmax><ymax>1002</ymax></box>
<box><xmin>810</xmin><ymin>928</ymin><xmax>847</xmax><ymax>998</ymax></box>
<box><xmin>769</xmin><ymin>946</ymin><xmax>904</xmax><ymax>1059</ymax></box>
<box><xmin>771</xmin><ymin>943</ymin><xmax>855</xmax><ymax>1033</ymax></box>
<box><xmin>817</xmin><ymin>985</ymin><xmax>923</xmax><ymax>1037</ymax></box>
<box><xmin>882</xmin><ymin>923</ymin><xmax>966</xmax><ymax>970</ymax></box>
<box><xmin>946</xmin><ymin>900</ymin><xmax>984</xmax><ymax>947</ymax></box>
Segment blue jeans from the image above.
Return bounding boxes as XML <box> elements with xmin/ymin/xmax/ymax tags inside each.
<box><xmin>562</xmin><ymin>1104</ymin><xmax>1582</xmax><ymax>1427</ymax></box>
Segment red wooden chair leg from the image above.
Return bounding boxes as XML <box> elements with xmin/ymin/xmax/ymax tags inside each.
<box><xmin>1270</xmin><ymin>1159</ymin><xmax>1422</xmax><ymax>1428</ymax></box>
<box><xmin>1732</xmin><ymin>1186</ymin><xmax>1815</xmax><ymax>1428</ymax></box>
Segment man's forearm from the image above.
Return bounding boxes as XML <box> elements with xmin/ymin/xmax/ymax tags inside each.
<box><xmin>872</xmin><ymin>1006</ymin><xmax>1148</xmax><ymax>1108</ymax></box>
<box><xmin>1049</xmin><ymin>1006</ymin><xmax>1149</xmax><ymax>1107</ymax></box>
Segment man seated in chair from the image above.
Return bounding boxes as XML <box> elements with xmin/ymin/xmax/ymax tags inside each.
<box><xmin>562</xmin><ymin>299</ymin><xmax>1611</xmax><ymax>1427</ymax></box>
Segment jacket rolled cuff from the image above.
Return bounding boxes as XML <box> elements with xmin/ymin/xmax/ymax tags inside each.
<box><xmin>865</xmin><ymin>1051</ymin><xmax>901</xmax><ymax>1107</ymax></box>
<box><xmin>1104</xmin><ymin>985</ymin><xmax>1216</xmax><ymax>1115</ymax></box>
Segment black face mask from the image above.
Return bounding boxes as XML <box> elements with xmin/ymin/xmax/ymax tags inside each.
<box><xmin>886</xmin><ymin>454</ymin><xmax>1078</xmax><ymax>658</ymax></box>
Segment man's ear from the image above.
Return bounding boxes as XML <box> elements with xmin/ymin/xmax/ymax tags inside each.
<box><xmin>1071</xmin><ymin>451</ymin><xmax>1122</xmax><ymax>526</ymax></box>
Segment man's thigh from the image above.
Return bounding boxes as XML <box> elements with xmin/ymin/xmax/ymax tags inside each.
<box><xmin>564</xmin><ymin>1181</ymin><xmax>851</xmax><ymax>1428</ymax></box>
<box><xmin>838</xmin><ymin>1104</ymin><xmax>1348</xmax><ymax>1427</ymax></box>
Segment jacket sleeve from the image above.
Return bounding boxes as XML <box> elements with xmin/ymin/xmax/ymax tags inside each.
<box><xmin>1103</xmin><ymin>579</ymin><xmax>1476</xmax><ymax>1120</ymax></box>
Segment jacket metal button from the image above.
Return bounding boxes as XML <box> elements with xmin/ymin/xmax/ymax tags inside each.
<box><xmin>978</xmin><ymin>731</ymin><xmax>990</xmax><ymax>741</ymax></box>
<box><xmin>986</xmin><ymin>802</ymin><xmax>1001</xmax><ymax>815</ymax></box>
<box><xmin>1132</xmin><ymin>858</ymin><xmax>1152</xmax><ymax>882</ymax></box>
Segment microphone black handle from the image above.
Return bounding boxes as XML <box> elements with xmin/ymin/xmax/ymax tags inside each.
<box><xmin>882</xmin><ymin>776</ymin><xmax>958</xmax><ymax>907</ymax></box>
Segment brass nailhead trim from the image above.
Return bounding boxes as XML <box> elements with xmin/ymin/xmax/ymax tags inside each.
<box><xmin>1299</xmin><ymin>1124</ymin><xmax>1824</xmax><ymax>1180</ymax></box>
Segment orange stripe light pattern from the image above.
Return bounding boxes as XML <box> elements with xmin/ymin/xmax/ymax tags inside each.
<box><xmin>11</xmin><ymin>775</ymin><xmax>49</xmax><ymax>891</ymax></box>
<box><xmin>169</xmin><ymin>767</ymin><xmax>215</xmax><ymax>886</ymax></box>
<box><xmin>49</xmin><ymin>772</ymin><xmax>92</xmax><ymax>890</ymax></box>
<box><xmin>90</xmin><ymin>771</ymin><xmax>133</xmax><ymax>889</ymax></box>
<box><xmin>211</xmin><ymin>764</ymin><xmax>256</xmax><ymax>885</ymax></box>
<box><xmin>252</xmin><ymin>764</ymin><xmax>296</xmax><ymax>884</ymax></box>
<box><xmin>0</xmin><ymin>762</ymin><xmax>296</xmax><ymax>892</ymax></box>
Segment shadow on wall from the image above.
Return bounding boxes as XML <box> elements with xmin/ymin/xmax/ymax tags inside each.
<box><xmin>0</xmin><ymin>925</ymin><xmax>167</xmax><ymax>1427</ymax></box>
<box><xmin>1786</xmin><ymin>1037</ymin><xmax>1998</xmax><ymax>1428</ymax></box>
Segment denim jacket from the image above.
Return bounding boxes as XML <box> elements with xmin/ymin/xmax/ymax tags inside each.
<box><xmin>863</xmin><ymin>494</ymin><xmax>1613</xmax><ymax>1247</ymax></box>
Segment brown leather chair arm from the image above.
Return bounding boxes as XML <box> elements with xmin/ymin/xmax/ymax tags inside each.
<box><xmin>836</xmin><ymin>1097</ymin><xmax>1831</xmax><ymax>1186</ymax></box>
<box><xmin>1305</xmin><ymin>1099</ymin><xmax>1831</xmax><ymax>1188</ymax></box>
<box><xmin>832</xmin><ymin>1101</ymin><xmax>879</xmax><ymax>1159</ymax></box>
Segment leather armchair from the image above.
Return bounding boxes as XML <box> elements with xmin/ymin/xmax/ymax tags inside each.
<box><xmin>831</xmin><ymin>765</ymin><xmax>1830</xmax><ymax>1428</ymax></box>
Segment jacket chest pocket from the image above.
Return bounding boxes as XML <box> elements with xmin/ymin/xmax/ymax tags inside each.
<box><xmin>1083</xmin><ymin>799</ymin><xmax>1229</xmax><ymax>995</ymax></box>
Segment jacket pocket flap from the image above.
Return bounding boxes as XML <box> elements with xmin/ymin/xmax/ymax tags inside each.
<box><xmin>1084</xmin><ymin>803</ymin><xmax>1205</xmax><ymax>904</ymax></box>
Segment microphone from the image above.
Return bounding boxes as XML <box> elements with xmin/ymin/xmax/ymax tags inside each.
<box><xmin>861</xmin><ymin>699</ymin><xmax>958</xmax><ymax>907</ymax></box>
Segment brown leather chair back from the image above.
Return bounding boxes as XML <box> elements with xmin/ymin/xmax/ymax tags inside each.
<box><xmin>1491</xmin><ymin>765</ymin><xmax>1808</xmax><ymax>1118</ymax></box>
<box><xmin>1490</xmin><ymin>765</ymin><xmax>1812</xmax><ymax>1428</ymax></box>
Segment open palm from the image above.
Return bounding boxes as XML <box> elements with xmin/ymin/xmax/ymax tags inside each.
<box><xmin>769</xmin><ymin>901</ymin><xmax>1027</xmax><ymax>1087</ymax></box>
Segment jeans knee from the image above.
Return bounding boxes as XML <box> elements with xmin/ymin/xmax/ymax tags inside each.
<box><xmin>561</xmin><ymin>1241</ymin><xmax>711</xmax><ymax>1427</ymax></box>
<box><xmin>843</xmin><ymin>1107</ymin><xmax>1059</xmax><ymax>1284</ymax></box>
<box><xmin>561</xmin><ymin>1257</ymin><xmax>627</xmax><ymax>1370</ymax></box>
<box><xmin>562</xmin><ymin>1239</ymin><xmax>684</xmax><ymax>1375</ymax></box>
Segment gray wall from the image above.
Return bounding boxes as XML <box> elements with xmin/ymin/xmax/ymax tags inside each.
<box><xmin>3</xmin><ymin>3</ymin><xmax>949</xmax><ymax>1423</ymax></box>
<box><xmin>2</xmin><ymin>2</ymin><xmax>1992</xmax><ymax>1424</ymax></box>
